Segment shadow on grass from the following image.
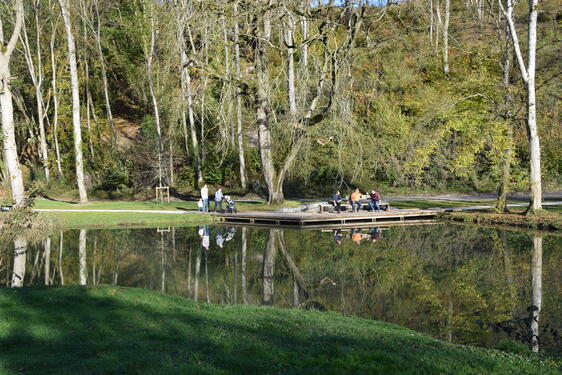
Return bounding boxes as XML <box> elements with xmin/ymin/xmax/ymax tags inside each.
<box><xmin>0</xmin><ymin>286</ymin><xmax>556</xmax><ymax>375</ymax></box>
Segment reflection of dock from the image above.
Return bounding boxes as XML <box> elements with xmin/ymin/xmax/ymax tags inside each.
<box><xmin>215</xmin><ymin>209</ymin><xmax>440</xmax><ymax>229</ymax></box>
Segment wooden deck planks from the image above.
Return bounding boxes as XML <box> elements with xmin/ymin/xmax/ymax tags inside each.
<box><xmin>214</xmin><ymin>209</ymin><xmax>441</xmax><ymax>228</ymax></box>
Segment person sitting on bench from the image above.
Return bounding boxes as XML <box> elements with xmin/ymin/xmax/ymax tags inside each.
<box><xmin>350</xmin><ymin>188</ymin><xmax>362</xmax><ymax>213</ymax></box>
<box><xmin>332</xmin><ymin>191</ymin><xmax>343</xmax><ymax>213</ymax></box>
<box><xmin>369</xmin><ymin>190</ymin><xmax>381</xmax><ymax>212</ymax></box>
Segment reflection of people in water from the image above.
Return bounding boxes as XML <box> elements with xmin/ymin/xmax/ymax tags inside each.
<box><xmin>333</xmin><ymin>229</ymin><xmax>343</xmax><ymax>245</ymax></box>
<box><xmin>351</xmin><ymin>228</ymin><xmax>362</xmax><ymax>245</ymax></box>
<box><xmin>201</xmin><ymin>225</ymin><xmax>210</xmax><ymax>251</ymax></box>
<box><xmin>216</xmin><ymin>229</ymin><xmax>225</xmax><ymax>248</ymax></box>
<box><xmin>224</xmin><ymin>227</ymin><xmax>236</xmax><ymax>243</ymax></box>
<box><xmin>369</xmin><ymin>227</ymin><xmax>381</xmax><ymax>243</ymax></box>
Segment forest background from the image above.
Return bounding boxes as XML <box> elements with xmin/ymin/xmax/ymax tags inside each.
<box><xmin>0</xmin><ymin>0</ymin><xmax>560</xmax><ymax>205</ymax></box>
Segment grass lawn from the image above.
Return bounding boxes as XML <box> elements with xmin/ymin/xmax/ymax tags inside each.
<box><xmin>30</xmin><ymin>199</ymin><xmax>305</xmax><ymax>229</ymax></box>
<box><xmin>446</xmin><ymin>209</ymin><xmax>562</xmax><ymax>231</ymax></box>
<box><xmin>0</xmin><ymin>286</ymin><xmax>559</xmax><ymax>375</ymax></box>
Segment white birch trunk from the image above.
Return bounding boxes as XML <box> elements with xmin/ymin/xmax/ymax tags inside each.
<box><xmin>501</xmin><ymin>0</ymin><xmax>542</xmax><ymax>211</ymax></box>
<box><xmin>147</xmin><ymin>15</ymin><xmax>163</xmax><ymax>187</ymax></box>
<box><xmin>285</xmin><ymin>13</ymin><xmax>297</xmax><ymax>116</ymax></box>
<box><xmin>44</xmin><ymin>237</ymin><xmax>51</xmax><ymax>285</ymax></box>
<box><xmin>50</xmin><ymin>14</ymin><xmax>63</xmax><ymax>177</ymax></box>
<box><xmin>58</xmin><ymin>231</ymin><xmax>64</xmax><ymax>285</ymax></box>
<box><xmin>530</xmin><ymin>236</ymin><xmax>542</xmax><ymax>352</ymax></box>
<box><xmin>0</xmin><ymin>0</ymin><xmax>25</xmax><ymax>206</ymax></box>
<box><xmin>79</xmin><ymin>229</ymin><xmax>87</xmax><ymax>285</ymax></box>
<box><xmin>11</xmin><ymin>237</ymin><xmax>27</xmax><ymax>287</ymax></box>
<box><xmin>21</xmin><ymin>13</ymin><xmax>50</xmax><ymax>181</ymax></box>
<box><xmin>442</xmin><ymin>0</ymin><xmax>450</xmax><ymax>74</ymax></box>
<box><xmin>234</xmin><ymin>1</ymin><xmax>247</xmax><ymax>189</ymax></box>
<box><xmin>241</xmin><ymin>227</ymin><xmax>247</xmax><ymax>304</ymax></box>
<box><xmin>59</xmin><ymin>0</ymin><xmax>88</xmax><ymax>203</ymax></box>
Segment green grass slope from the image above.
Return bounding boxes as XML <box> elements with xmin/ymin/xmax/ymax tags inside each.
<box><xmin>0</xmin><ymin>286</ymin><xmax>559</xmax><ymax>375</ymax></box>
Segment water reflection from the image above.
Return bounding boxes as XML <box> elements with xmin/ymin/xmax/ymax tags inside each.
<box><xmin>3</xmin><ymin>224</ymin><xmax>560</xmax><ymax>354</ymax></box>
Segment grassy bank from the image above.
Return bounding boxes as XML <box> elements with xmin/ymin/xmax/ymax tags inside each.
<box><xmin>0</xmin><ymin>286</ymin><xmax>559</xmax><ymax>375</ymax></box>
<box><xmin>445</xmin><ymin>207</ymin><xmax>562</xmax><ymax>231</ymax></box>
<box><xmin>29</xmin><ymin>199</ymin><xmax>304</xmax><ymax>228</ymax></box>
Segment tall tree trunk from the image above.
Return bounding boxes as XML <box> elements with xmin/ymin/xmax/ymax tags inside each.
<box><xmin>93</xmin><ymin>0</ymin><xmax>116</xmax><ymax>146</ymax></box>
<box><xmin>285</xmin><ymin>12</ymin><xmax>297</xmax><ymax>117</ymax></box>
<box><xmin>0</xmin><ymin>0</ymin><xmax>26</xmax><ymax>207</ymax></box>
<box><xmin>147</xmin><ymin>15</ymin><xmax>164</xmax><ymax>187</ymax></box>
<box><xmin>234</xmin><ymin>1</ymin><xmax>247</xmax><ymax>190</ymax></box>
<box><xmin>300</xmin><ymin>1</ymin><xmax>309</xmax><ymax>67</ymax></box>
<box><xmin>530</xmin><ymin>235</ymin><xmax>542</xmax><ymax>352</ymax></box>
<box><xmin>262</xmin><ymin>229</ymin><xmax>277</xmax><ymax>305</ymax></box>
<box><xmin>178</xmin><ymin>2</ymin><xmax>202</xmax><ymax>186</ymax></box>
<box><xmin>58</xmin><ymin>231</ymin><xmax>64</xmax><ymax>285</ymax></box>
<box><xmin>160</xmin><ymin>231</ymin><xmax>166</xmax><ymax>292</ymax></box>
<box><xmin>11</xmin><ymin>237</ymin><xmax>27</xmax><ymax>287</ymax></box>
<box><xmin>442</xmin><ymin>0</ymin><xmax>450</xmax><ymax>74</ymax></box>
<box><xmin>21</xmin><ymin>9</ymin><xmax>50</xmax><ymax>181</ymax></box>
<box><xmin>59</xmin><ymin>0</ymin><xmax>88</xmax><ymax>204</ymax></box>
<box><xmin>502</xmin><ymin>0</ymin><xmax>542</xmax><ymax>211</ymax></box>
<box><xmin>241</xmin><ymin>227</ymin><xmax>247</xmax><ymax>304</ymax></box>
<box><xmin>194</xmin><ymin>249</ymin><xmax>201</xmax><ymax>302</ymax></box>
<box><xmin>79</xmin><ymin>229</ymin><xmax>87</xmax><ymax>285</ymax></box>
<box><xmin>496</xmin><ymin>27</ymin><xmax>513</xmax><ymax>212</ymax></box>
<box><xmin>49</xmin><ymin>12</ymin><xmax>63</xmax><ymax>177</ymax></box>
<box><xmin>254</xmin><ymin>14</ymin><xmax>283</xmax><ymax>204</ymax></box>
<box><xmin>44</xmin><ymin>237</ymin><xmax>51</xmax><ymax>285</ymax></box>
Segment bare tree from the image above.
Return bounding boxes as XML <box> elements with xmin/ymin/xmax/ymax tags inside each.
<box><xmin>500</xmin><ymin>0</ymin><xmax>542</xmax><ymax>211</ymax></box>
<box><xmin>58</xmin><ymin>0</ymin><xmax>88</xmax><ymax>203</ymax></box>
<box><xmin>234</xmin><ymin>1</ymin><xmax>247</xmax><ymax>189</ymax></box>
<box><xmin>20</xmin><ymin>0</ymin><xmax>50</xmax><ymax>181</ymax></box>
<box><xmin>48</xmin><ymin>0</ymin><xmax>63</xmax><ymax>177</ymax></box>
<box><xmin>0</xmin><ymin>0</ymin><xmax>26</xmax><ymax>206</ymax></box>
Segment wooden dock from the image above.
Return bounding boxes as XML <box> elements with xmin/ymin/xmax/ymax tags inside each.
<box><xmin>215</xmin><ymin>209</ymin><xmax>440</xmax><ymax>229</ymax></box>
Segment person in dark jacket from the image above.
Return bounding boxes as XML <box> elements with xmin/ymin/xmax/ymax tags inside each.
<box><xmin>332</xmin><ymin>191</ymin><xmax>343</xmax><ymax>213</ymax></box>
<box><xmin>369</xmin><ymin>190</ymin><xmax>381</xmax><ymax>212</ymax></box>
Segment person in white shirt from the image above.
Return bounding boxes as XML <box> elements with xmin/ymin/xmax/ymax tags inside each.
<box><xmin>200</xmin><ymin>184</ymin><xmax>209</xmax><ymax>212</ymax></box>
<box><xmin>214</xmin><ymin>188</ymin><xmax>223</xmax><ymax>212</ymax></box>
<box><xmin>197</xmin><ymin>199</ymin><xmax>204</xmax><ymax>212</ymax></box>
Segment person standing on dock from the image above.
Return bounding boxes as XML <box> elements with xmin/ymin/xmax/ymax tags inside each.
<box><xmin>350</xmin><ymin>188</ymin><xmax>362</xmax><ymax>213</ymax></box>
<box><xmin>332</xmin><ymin>191</ymin><xmax>343</xmax><ymax>213</ymax></box>
<box><xmin>201</xmin><ymin>184</ymin><xmax>209</xmax><ymax>212</ymax></box>
<box><xmin>369</xmin><ymin>190</ymin><xmax>381</xmax><ymax>212</ymax></box>
<box><xmin>214</xmin><ymin>188</ymin><xmax>224</xmax><ymax>212</ymax></box>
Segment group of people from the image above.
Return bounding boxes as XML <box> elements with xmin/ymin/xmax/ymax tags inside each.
<box><xmin>198</xmin><ymin>184</ymin><xmax>236</xmax><ymax>213</ymax></box>
<box><xmin>333</xmin><ymin>227</ymin><xmax>382</xmax><ymax>245</ymax></box>
<box><xmin>331</xmin><ymin>188</ymin><xmax>382</xmax><ymax>213</ymax></box>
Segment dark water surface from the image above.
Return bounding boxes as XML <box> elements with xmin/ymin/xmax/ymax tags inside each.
<box><xmin>3</xmin><ymin>223</ymin><xmax>561</xmax><ymax>353</ymax></box>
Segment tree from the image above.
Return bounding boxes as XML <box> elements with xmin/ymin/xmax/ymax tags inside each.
<box><xmin>500</xmin><ymin>0</ymin><xmax>542</xmax><ymax>211</ymax></box>
<box><xmin>58</xmin><ymin>0</ymin><xmax>88</xmax><ymax>203</ymax></box>
<box><xmin>0</xmin><ymin>0</ymin><xmax>26</xmax><ymax>207</ymax></box>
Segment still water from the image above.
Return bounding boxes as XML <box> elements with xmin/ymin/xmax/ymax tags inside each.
<box><xmin>3</xmin><ymin>223</ymin><xmax>561</xmax><ymax>353</ymax></box>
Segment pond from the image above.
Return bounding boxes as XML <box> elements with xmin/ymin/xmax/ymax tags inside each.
<box><xmin>2</xmin><ymin>223</ymin><xmax>561</xmax><ymax>354</ymax></box>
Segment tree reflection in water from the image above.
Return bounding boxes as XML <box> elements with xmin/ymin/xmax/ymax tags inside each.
<box><xmin>4</xmin><ymin>224</ymin><xmax>561</xmax><ymax>353</ymax></box>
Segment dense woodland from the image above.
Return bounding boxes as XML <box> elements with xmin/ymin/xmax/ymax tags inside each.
<box><xmin>0</xmin><ymin>0</ymin><xmax>560</xmax><ymax>205</ymax></box>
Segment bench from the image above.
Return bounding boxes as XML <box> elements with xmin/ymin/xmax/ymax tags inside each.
<box><xmin>0</xmin><ymin>204</ymin><xmax>13</xmax><ymax>212</ymax></box>
<box><xmin>320</xmin><ymin>200</ymin><xmax>390</xmax><ymax>213</ymax></box>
